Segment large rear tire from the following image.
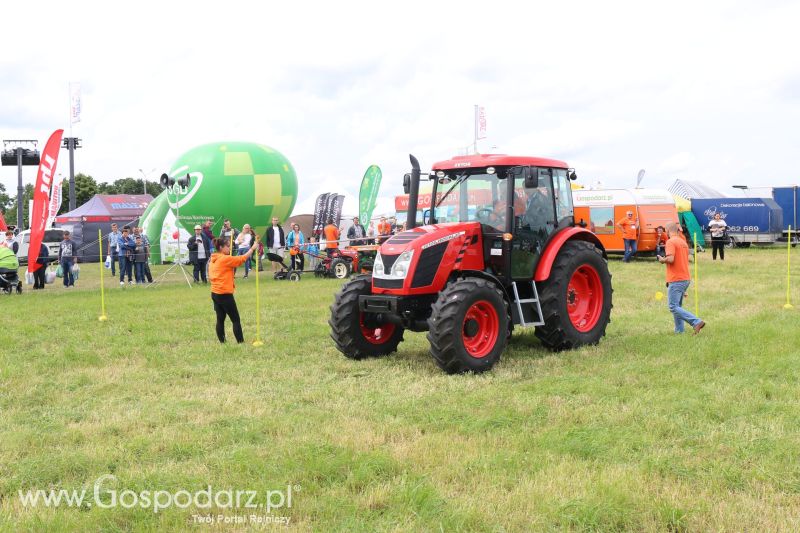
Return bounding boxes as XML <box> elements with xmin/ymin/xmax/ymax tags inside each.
<box><xmin>427</xmin><ymin>277</ymin><xmax>509</xmax><ymax>374</ymax></box>
<box><xmin>535</xmin><ymin>241</ymin><xmax>612</xmax><ymax>350</ymax></box>
<box><xmin>329</xmin><ymin>276</ymin><xmax>404</xmax><ymax>359</ymax></box>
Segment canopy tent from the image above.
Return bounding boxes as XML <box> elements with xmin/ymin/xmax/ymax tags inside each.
<box><xmin>54</xmin><ymin>194</ymin><xmax>153</xmax><ymax>262</ymax></box>
<box><xmin>668</xmin><ymin>179</ymin><xmax>723</xmax><ymax>199</ymax></box>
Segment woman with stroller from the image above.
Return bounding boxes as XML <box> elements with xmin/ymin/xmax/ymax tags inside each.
<box><xmin>287</xmin><ymin>223</ymin><xmax>305</xmax><ymax>271</ymax></box>
<box><xmin>208</xmin><ymin>235</ymin><xmax>259</xmax><ymax>344</ymax></box>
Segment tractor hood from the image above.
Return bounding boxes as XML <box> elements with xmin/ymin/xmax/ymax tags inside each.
<box><xmin>380</xmin><ymin>222</ymin><xmax>478</xmax><ymax>255</ymax></box>
<box><xmin>373</xmin><ymin>222</ymin><xmax>484</xmax><ymax>293</ymax></box>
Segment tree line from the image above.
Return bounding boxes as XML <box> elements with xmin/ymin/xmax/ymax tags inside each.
<box><xmin>0</xmin><ymin>175</ymin><xmax>164</xmax><ymax>229</ymax></box>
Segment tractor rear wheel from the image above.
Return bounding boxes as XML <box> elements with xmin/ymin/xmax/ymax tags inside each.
<box><xmin>427</xmin><ymin>277</ymin><xmax>508</xmax><ymax>374</ymax></box>
<box><xmin>535</xmin><ymin>240</ymin><xmax>612</xmax><ymax>350</ymax></box>
<box><xmin>329</xmin><ymin>276</ymin><xmax>404</xmax><ymax>359</ymax></box>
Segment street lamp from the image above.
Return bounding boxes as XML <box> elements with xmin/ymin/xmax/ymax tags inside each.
<box><xmin>139</xmin><ymin>168</ymin><xmax>155</xmax><ymax>195</ymax></box>
<box><xmin>732</xmin><ymin>185</ymin><xmax>749</xmax><ymax>197</ymax></box>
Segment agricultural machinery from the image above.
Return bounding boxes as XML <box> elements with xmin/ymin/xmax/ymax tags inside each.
<box><xmin>330</xmin><ymin>154</ymin><xmax>613</xmax><ymax>373</ymax></box>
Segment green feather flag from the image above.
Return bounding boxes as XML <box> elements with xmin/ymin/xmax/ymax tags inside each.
<box><xmin>359</xmin><ymin>165</ymin><xmax>382</xmax><ymax>224</ymax></box>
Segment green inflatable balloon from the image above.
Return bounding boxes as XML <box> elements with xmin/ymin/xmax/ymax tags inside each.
<box><xmin>165</xmin><ymin>142</ymin><xmax>298</xmax><ymax>237</ymax></box>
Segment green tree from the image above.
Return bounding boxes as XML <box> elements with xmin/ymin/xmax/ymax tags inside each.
<box><xmin>5</xmin><ymin>184</ymin><xmax>35</xmax><ymax>229</ymax></box>
<box><xmin>0</xmin><ymin>182</ymin><xmax>10</xmax><ymax>212</ymax></box>
<box><xmin>75</xmin><ymin>173</ymin><xmax>97</xmax><ymax>207</ymax></box>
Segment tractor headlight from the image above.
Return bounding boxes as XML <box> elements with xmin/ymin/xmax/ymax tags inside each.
<box><xmin>373</xmin><ymin>252</ymin><xmax>385</xmax><ymax>276</ymax></box>
<box><xmin>391</xmin><ymin>250</ymin><xmax>414</xmax><ymax>279</ymax></box>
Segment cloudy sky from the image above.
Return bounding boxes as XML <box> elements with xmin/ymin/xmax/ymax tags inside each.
<box><xmin>1</xmin><ymin>0</ymin><xmax>799</xmax><ymax>216</ymax></box>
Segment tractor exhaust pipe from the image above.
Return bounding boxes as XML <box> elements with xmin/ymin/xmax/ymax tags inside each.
<box><xmin>407</xmin><ymin>154</ymin><xmax>421</xmax><ymax>230</ymax></box>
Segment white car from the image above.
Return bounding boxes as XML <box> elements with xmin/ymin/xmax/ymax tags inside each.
<box><xmin>14</xmin><ymin>229</ymin><xmax>65</xmax><ymax>265</ymax></box>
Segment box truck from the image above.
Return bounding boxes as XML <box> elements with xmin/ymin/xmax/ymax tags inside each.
<box><xmin>691</xmin><ymin>198</ymin><xmax>783</xmax><ymax>247</ymax></box>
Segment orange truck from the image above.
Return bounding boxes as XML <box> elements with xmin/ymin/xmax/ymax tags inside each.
<box><xmin>572</xmin><ymin>188</ymin><xmax>679</xmax><ymax>253</ymax></box>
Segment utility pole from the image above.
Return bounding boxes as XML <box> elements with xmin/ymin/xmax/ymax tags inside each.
<box><xmin>62</xmin><ymin>137</ymin><xmax>81</xmax><ymax>210</ymax></box>
<box><xmin>139</xmin><ymin>168</ymin><xmax>155</xmax><ymax>195</ymax></box>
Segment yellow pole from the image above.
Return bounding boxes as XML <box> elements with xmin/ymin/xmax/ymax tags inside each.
<box><xmin>252</xmin><ymin>239</ymin><xmax>263</xmax><ymax>346</ymax></box>
<box><xmin>98</xmin><ymin>229</ymin><xmax>108</xmax><ymax>321</ymax></box>
<box><xmin>785</xmin><ymin>225</ymin><xmax>794</xmax><ymax>310</ymax></box>
<box><xmin>693</xmin><ymin>232</ymin><xmax>699</xmax><ymax>316</ymax></box>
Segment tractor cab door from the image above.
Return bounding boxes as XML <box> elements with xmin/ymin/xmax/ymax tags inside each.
<box><xmin>510</xmin><ymin>167</ymin><xmax>559</xmax><ymax>280</ymax></box>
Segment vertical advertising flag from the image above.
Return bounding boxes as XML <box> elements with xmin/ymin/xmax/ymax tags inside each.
<box><xmin>28</xmin><ymin>129</ymin><xmax>64</xmax><ymax>272</ymax></box>
<box><xmin>70</xmin><ymin>83</ymin><xmax>81</xmax><ymax>124</ymax></box>
<box><xmin>47</xmin><ymin>172</ymin><xmax>66</xmax><ymax>227</ymax></box>
<box><xmin>312</xmin><ymin>192</ymin><xmax>330</xmax><ymax>236</ymax></box>
<box><xmin>476</xmin><ymin>105</ymin><xmax>487</xmax><ymax>140</ymax></box>
<box><xmin>323</xmin><ymin>193</ymin><xmax>338</xmax><ymax>228</ymax></box>
<box><xmin>330</xmin><ymin>194</ymin><xmax>346</xmax><ymax>228</ymax></box>
<box><xmin>358</xmin><ymin>165</ymin><xmax>382</xmax><ymax>225</ymax></box>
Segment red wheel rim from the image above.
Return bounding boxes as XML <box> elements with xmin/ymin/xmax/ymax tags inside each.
<box><xmin>359</xmin><ymin>313</ymin><xmax>396</xmax><ymax>345</ymax></box>
<box><xmin>462</xmin><ymin>300</ymin><xmax>499</xmax><ymax>358</ymax></box>
<box><xmin>567</xmin><ymin>264</ymin><xmax>603</xmax><ymax>332</ymax></box>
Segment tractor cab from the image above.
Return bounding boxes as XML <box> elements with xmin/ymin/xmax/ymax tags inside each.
<box><xmin>424</xmin><ymin>156</ymin><xmax>577</xmax><ymax>283</ymax></box>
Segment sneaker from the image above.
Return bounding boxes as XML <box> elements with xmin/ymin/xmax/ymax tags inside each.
<box><xmin>120</xmin><ymin>281</ymin><xmax>124</xmax><ymax>286</ymax></box>
<box><xmin>129</xmin><ymin>281</ymin><xmax>134</xmax><ymax>285</ymax></box>
<box><xmin>693</xmin><ymin>321</ymin><xmax>706</xmax><ymax>335</ymax></box>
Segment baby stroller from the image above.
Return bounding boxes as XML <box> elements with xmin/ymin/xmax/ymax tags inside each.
<box><xmin>0</xmin><ymin>247</ymin><xmax>22</xmax><ymax>295</ymax></box>
<box><xmin>266</xmin><ymin>252</ymin><xmax>301</xmax><ymax>282</ymax></box>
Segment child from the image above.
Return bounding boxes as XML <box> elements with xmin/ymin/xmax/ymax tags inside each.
<box><xmin>307</xmin><ymin>237</ymin><xmax>320</xmax><ymax>271</ymax></box>
<box><xmin>133</xmin><ymin>236</ymin><xmax>147</xmax><ymax>284</ymax></box>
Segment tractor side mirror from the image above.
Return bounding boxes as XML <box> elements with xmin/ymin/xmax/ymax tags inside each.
<box><xmin>523</xmin><ymin>167</ymin><xmax>538</xmax><ymax>188</ymax></box>
<box><xmin>403</xmin><ymin>173</ymin><xmax>411</xmax><ymax>194</ymax></box>
<box><xmin>568</xmin><ymin>169</ymin><xmax>577</xmax><ymax>181</ymax></box>
<box><xmin>422</xmin><ymin>209</ymin><xmax>431</xmax><ymax>225</ymax></box>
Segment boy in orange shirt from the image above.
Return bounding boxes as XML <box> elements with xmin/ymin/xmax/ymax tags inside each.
<box><xmin>209</xmin><ymin>236</ymin><xmax>259</xmax><ymax>343</ymax></box>
<box><xmin>657</xmin><ymin>223</ymin><xmax>705</xmax><ymax>334</ymax></box>
<box><xmin>617</xmin><ymin>210</ymin><xmax>639</xmax><ymax>262</ymax></box>
<box><xmin>323</xmin><ymin>218</ymin><xmax>340</xmax><ymax>257</ymax></box>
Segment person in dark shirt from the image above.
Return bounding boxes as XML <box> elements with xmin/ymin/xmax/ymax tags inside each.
<box><xmin>33</xmin><ymin>242</ymin><xmax>50</xmax><ymax>289</ymax></box>
<box><xmin>133</xmin><ymin>236</ymin><xmax>147</xmax><ymax>284</ymax></box>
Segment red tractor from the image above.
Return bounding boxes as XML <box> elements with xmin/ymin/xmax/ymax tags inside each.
<box><xmin>330</xmin><ymin>154</ymin><xmax>612</xmax><ymax>374</ymax></box>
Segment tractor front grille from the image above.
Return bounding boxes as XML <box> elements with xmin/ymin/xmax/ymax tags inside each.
<box><xmin>410</xmin><ymin>241</ymin><xmax>449</xmax><ymax>288</ymax></box>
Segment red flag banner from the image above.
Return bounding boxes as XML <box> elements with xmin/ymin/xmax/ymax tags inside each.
<box><xmin>28</xmin><ymin>129</ymin><xmax>64</xmax><ymax>272</ymax></box>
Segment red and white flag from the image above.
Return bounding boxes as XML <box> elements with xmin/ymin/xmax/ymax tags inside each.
<box><xmin>70</xmin><ymin>83</ymin><xmax>81</xmax><ymax>124</ymax></box>
<box><xmin>476</xmin><ymin>105</ymin><xmax>487</xmax><ymax>140</ymax></box>
<box><xmin>46</xmin><ymin>172</ymin><xmax>66</xmax><ymax>227</ymax></box>
<box><xmin>28</xmin><ymin>129</ymin><xmax>64</xmax><ymax>272</ymax></box>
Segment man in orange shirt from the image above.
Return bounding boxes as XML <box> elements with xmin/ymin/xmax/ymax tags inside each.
<box><xmin>323</xmin><ymin>218</ymin><xmax>340</xmax><ymax>257</ymax></box>
<box><xmin>209</xmin><ymin>236</ymin><xmax>259</xmax><ymax>343</ymax></box>
<box><xmin>617</xmin><ymin>210</ymin><xmax>639</xmax><ymax>262</ymax></box>
<box><xmin>657</xmin><ymin>223</ymin><xmax>705</xmax><ymax>334</ymax></box>
<box><xmin>377</xmin><ymin>216</ymin><xmax>392</xmax><ymax>244</ymax></box>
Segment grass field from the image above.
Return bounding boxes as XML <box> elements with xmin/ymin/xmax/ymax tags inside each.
<box><xmin>1</xmin><ymin>247</ymin><xmax>799</xmax><ymax>531</ymax></box>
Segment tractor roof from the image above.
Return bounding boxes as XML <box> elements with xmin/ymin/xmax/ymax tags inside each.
<box><xmin>431</xmin><ymin>154</ymin><xmax>569</xmax><ymax>171</ymax></box>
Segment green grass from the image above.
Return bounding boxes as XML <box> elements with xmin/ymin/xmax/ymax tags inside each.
<box><xmin>1</xmin><ymin>247</ymin><xmax>800</xmax><ymax>531</ymax></box>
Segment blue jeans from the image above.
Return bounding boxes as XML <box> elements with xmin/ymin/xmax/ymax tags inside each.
<box><xmin>667</xmin><ymin>280</ymin><xmax>701</xmax><ymax>333</ymax></box>
<box><xmin>238</xmin><ymin>248</ymin><xmax>251</xmax><ymax>275</ymax></box>
<box><xmin>61</xmin><ymin>259</ymin><xmax>74</xmax><ymax>287</ymax></box>
<box><xmin>623</xmin><ymin>239</ymin><xmax>637</xmax><ymax>262</ymax></box>
<box><xmin>119</xmin><ymin>255</ymin><xmax>133</xmax><ymax>282</ymax></box>
<box><xmin>110</xmin><ymin>252</ymin><xmax>118</xmax><ymax>275</ymax></box>
<box><xmin>134</xmin><ymin>262</ymin><xmax>145</xmax><ymax>283</ymax></box>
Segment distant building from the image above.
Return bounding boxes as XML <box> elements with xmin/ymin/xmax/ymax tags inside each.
<box><xmin>668</xmin><ymin>179</ymin><xmax>724</xmax><ymax>199</ymax></box>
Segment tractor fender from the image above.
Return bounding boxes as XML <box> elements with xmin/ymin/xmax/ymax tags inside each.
<box><xmin>450</xmin><ymin>269</ymin><xmax>513</xmax><ymax>306</ymax></box>
<box><xmin>534</xmin><ymin>227</ymin><xmax>606</xmax><ymax>282</ymax></box>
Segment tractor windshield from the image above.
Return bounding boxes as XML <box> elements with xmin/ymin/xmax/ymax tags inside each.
<box><xmin>431</xmin><ymin>171</ymin><xmax>508</xmax><ymax>229</ymax></box>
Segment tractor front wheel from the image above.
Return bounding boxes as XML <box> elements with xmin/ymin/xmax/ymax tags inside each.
<box><xmin>427</xmin><ymin>277</ymin><xmax>509</xmax><ymax>374</ymax></box>
<box><xmin>535</xmin><ymin>240</ymin><xmax>612</xmax><ymax>350</ymax></box>
<box><xmin>329</xmin><ymin>276</ymin><xmax>404</xmax><ymax>359</ymax></box>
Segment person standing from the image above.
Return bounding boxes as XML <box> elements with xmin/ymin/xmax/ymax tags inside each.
<box><xmin>323</xmin><ymin>218</ymin><xmax>340</xmax><ymax>257</ymax></box>
<box><xmin>287</xmin><ymin>223</ymin><xmax>305</xmax><ymax>271</ymax></box>
<box><xmin>708</xmin><ymin>213</ymin><xmax>728</xmax><ymax>261</ymax></box>
<box><xmin>265</xmin><ymin>216</ymin><xmax>285</xmax><ymax>271</ymax></box>
<box><xmin>347</xmin><ymin>216</ymin><xmax>366</xmax><ymax>245</ymax></box>
<box><xmin>209</xmin><ymin>236</ymin><xmax>259</xmax><ymax>343</ymax></box>
<box><xmin>235</xmin><ymin>224</ymin><xmax>255</xmax><ymax>277</ymax></box>
<box><xmin>366</xmin><ymin>221</ymin><xmax>376</xmax><ymax>245</ymax></box>
<box><xmin>33</xmin><ymin>241</ymin><xmax>49</xmax><ymax>289</ymax></box>
<box><xmin>655</xmin><ymin>226</ymin><xmax>668</xmax><ymax>258</ymax></box>
<box><xmin>617</xmin><ymin>210</ymin><xmax>639</xmax><ymax>262</ymax></box>
<box><xmin>658</xmin><ymin>223</ymin><xmax>705</xmax><ymax>334</ymax></box>
<box><xmin>377</xmin><ymin>216</ymin><xmax>391</xmax><ymax>244</ymax></box>
<box><xmin>117</xmin><ymin>226</ymin><xmax>135</xmax><ymax>286</ymax></box>
<box><xmin>58</xmin><ymin>230</ymin><xmax>77</xmax><ymax>288</ymax></box>
<box><xmin>188</xmin><ymin>224</ymin><xmax>211</xmax><ymax>283</ymax></box>
<box><xmin>307</xmin><ymin>237</ymin><xmax>320</xmax><ymax>271</ymax></box>
<box><xmin>133</xmin><ymin>236</ymin><xmax>147</xmax><ymax>284</ymax></box>
<box><xmin>107</xmin><ymin>223</ymin><xmax>120</xmax><ymax>276</ymax></box>
<box><xmin>220</xmin><ymin>219</ymin><xmax>240</xmax><ymax>255</ymax></box>
<box><xmin>136</xmin><ymin>227</ymin><xmax>153</xmax><ymax>283</ymax></box>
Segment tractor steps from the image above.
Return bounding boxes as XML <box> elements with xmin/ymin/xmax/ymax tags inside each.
<box><xmin>511</xmin><ymin>281</ymin><xmax>544</xmax><ymax>327</ymax></box>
